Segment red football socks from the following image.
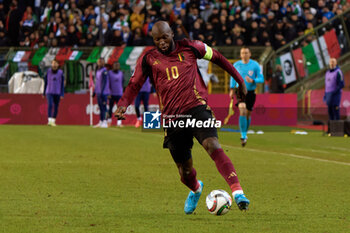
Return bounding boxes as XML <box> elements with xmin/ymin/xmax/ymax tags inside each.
<box><xmin>180</xmin><ymin>167</ymin><xmax>200</xmax><ymax>192</ymax></box>
<box><xmin>210</xmin><ymin>148</ymin><xmax>242</xmax><ymax>192</ymax></box>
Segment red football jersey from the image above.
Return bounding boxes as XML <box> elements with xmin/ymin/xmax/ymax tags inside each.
<box><xmin>118</xmin><ymin>39</ymin><xmax>242</xmax><ymax>117</ymax></box>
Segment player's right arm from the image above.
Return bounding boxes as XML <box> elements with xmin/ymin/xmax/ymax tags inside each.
<box><xmin>115</xmin><ymin>54</ymin><xmax>149</xmax><ymax>119</ymax></box>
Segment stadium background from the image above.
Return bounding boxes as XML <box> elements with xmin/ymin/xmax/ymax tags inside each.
<box><xmin>1</xmin><ymin>0</ymin><xmax>350</xmax><ymax>126</ymax></box>
<box><xmin>1</xmin><ymin>1</ymin><xmax>350</xmax><ymax>232</ymax></box>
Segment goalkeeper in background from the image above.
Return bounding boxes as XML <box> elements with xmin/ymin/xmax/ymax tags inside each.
<box><xmin>230</xmin><ymin>47</ymin><xmax>264</xmax><ymax>147</ymax></box>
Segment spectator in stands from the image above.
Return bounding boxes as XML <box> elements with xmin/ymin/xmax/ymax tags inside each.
<box><xmin>96</xmin><ymin>5</ymin><xmax>109</xmax><ymax>25</ymax></box>
<box><xmin>324</xmin><ymin>58</ymin><xmax>345</xmax><ymax>122</ymax></box>
<box><xmin>67</xmin><ymin>2</ymin><xmax>82</xmax><ymax>20</ymax></box>
<box><xmin>30</xmin><ymin>31</ymin><xmax>38</xmax><ymax>47</ymax></box>
<box><xmin>121</xmin><ymin>25</ymin><xmax>132</xmax><ymax>45</ymax></box>
<box><xmin>1</xmin><ymin>0</ymin><xmax>350</xmax><ymax>48</ymax></box>
<box><xmin>0</xmin><ymin>20</ymin><xmax>8</xmax><ymax>46</ymax></box>
<box><xmin>0</xmin><ymin>3</ymin><xmax>6</xmax><ymax>23</ymax></box>
<box><xmin>22</xmin><ymin>6</ymin><xmax>37</xmax><ymax>23</ymax></box>
<box><xmin>86</xmin><ymin>18</ymin><xmax>99</xmax><ymax>44</ymax></box>
<box><xmin>55</xmin><ymin>0</ymin><xmax>69</xmax><ymax>13</ymax></box>
<box><xmin>40</xmin><ymin>1</ymin><xmax>53</xmax><ymax>23</ymax></box>
<box><xmin>174</xmin><ymin>26</ymin><xmax>186</xmax><ymax>41</ymax></box>
<box><xmin>130</xmin><ymin>5</ymin><xmax>144</xmax><ymax>31</ymax></box>
<box><xmin>19</xmin><ymin>36</ymin><xmax>30</xmax><ymax>47</ymax></box>
<box><xmin>285</xmin><ymin>20</ymin><xmax>298</xmax><ymax>42</ymax></box>
<box><xmin>270</xmin><ymin>65</ymin><xmax>285</xmax><ymax>93</ymax></box>
<box><xmin>6</xmin><ymin>1</ymin><xmax>21</xmax><ymax>45</ymax></box>
<box><xmin>130</xmin><ymin>27</ymin><xmax>144</xmax><ymax>46</ymax></box>
<box><xmin>21</xmin><ymin>13</ymin><xmax>35</xmax><ymax>35</ymax></box>
<box><xmin>100</xmin><ymin>20</ymin><xmax>111</xmax><ymax>45</ymax></box>
<box><xmin>173</xmin><ymin>0</ymin><xmax>186</xmax><ymax>17</ymax></box>
<box><xmin>107</xmin><ymin>29</ymin><xmax>124</xmax><ymax>46</ymax></box>
<box><xmin>189</xmin><ymin>19</ymin><xmax>202</xmax><ymax>40</ymax></box>
<box><xmin>66</xmin><ymin>24</ymin><xmax>79</xmax><ymax>46</ymax></box>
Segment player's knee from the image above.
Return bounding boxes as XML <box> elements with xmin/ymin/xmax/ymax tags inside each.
<box><xmin>238</xmin><ymin>104</ymin><xmax>247</xmax><ymax>116</ymax></box>
<box><xmin>202</xmin><ymin>137</ymin><xmax>221</xmax><ymax>154</ymax></box>
<box><xmin>177</xmin><ymin>159</ymin><xmax>193</xmax><ymax>178</ymax></box>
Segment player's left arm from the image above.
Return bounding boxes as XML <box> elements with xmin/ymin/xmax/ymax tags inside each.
<box><xmin>253</xmin><ymin>61</ymin><xmax>264</xmax><ymax>84</ymax></box>
<box><xmin>189</xmin><ymin>40</ymin><xmax>246</xmax><ymax>99</ymax></box>
<box><xmin>229</xmin><ymin>62</ymin><xmax>240</xmax><ymax>88</ymax></box>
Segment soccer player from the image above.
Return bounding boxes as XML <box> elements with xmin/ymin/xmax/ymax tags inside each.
<box><xmin>115</xmin><ymin>21</ymin><xmax>250</xmax><ymax>214</ymax></box>
<box><xmin>229</xmin><ymin>47</ymin><xmax>264</xmax><ymax>147</ymax></box>
<box><xmin>324</xmin><ymin>58</ymin><xmax>344</xmax><ymax>128</ymax></box>
<box><xmin>43</xmin><ymin>59</ymin><xmax>64</xmax><ymax>126</ymax></box>
<box><xmin>108</xmin><ymin>61</ymin><xmax>124</xmax><ymax>127</ymax></box>
<box><xmin>93</xmin><ymin>58</ymin><xmax>110</xmax><ymax>128</ymax></box>
<box><xmin>134</xmin><ymin>77</ymin><xmax>151</xmax><ymax>128</ymax></box>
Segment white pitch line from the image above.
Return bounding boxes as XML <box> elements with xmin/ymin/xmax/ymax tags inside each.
<box><xmin>323</xmin><ymin>146</ymin><xmax>350</xmax><ymax>152</ymax></box>
<box><xmin>294</xmin><ymin>148</ymin><xmax>348</xmax><ymax>157</ymax></box>
<box><xmin>222</xmin><ymin>144</ymin><xmax>350</xmax><ymax>167</ymax></box>
<box><xmin>108</xmin><ymin>127</ymin><xmax>350</xmax><ymax>166</ymax></box>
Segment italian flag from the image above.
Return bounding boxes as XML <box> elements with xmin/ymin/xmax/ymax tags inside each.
<box><xmin>10</xmin><ymin>51</ymin><xmax>32</xmax><ymax>74</ymax></box>
<box><xmin>292</xmin><ymin>47</ymin><xmax>306</xmax><ymax>78</ymax></box>
<box><xmin>86</xmin><ymin>47</ymin><xmax>102</xmax><ymax>63</ymax></box>
<box><xmin>100</xmin><ymin>47</ymin><xmax>115</xmax><ymax>63</ymax></box>
<box><xmin>85</xmin><ymin>46</ymin><xmax>154</xmax><ymax>72</ymax></box>
<box><xmin>12</xmin><ymin>51</ymin><xmax>32</xmax><ymax>62</ymax></box>
<box><xmin>323</xmin><ymin>29</ymin><xmax>341</xmax><ymax>59</ymax></box>
<box><xmin>302</xmin><ymin>41</ymin><xmax>323</xmax><ymax>75</ymax></box>
<box><xmin>55</xmin><ymin>47</ymin><xmax>73</xmax><ymax>65</ymax></box>
<box><xmin>302</xmin><ymin>29</ymin><xmax>341</xmax><ymax>75</ymax></box>
<box><xmin>55</xmin><ymin>48</ymin><xmax>83</xmax><ymax>65</ymax></box>
<box><xmin>125</xmin><ymin>46</ymin><xmax>153</xmax><ymax>71</ymax></box>
<box><xmin>31</xmin><ymin>47</ymin><xmax>48</xmax><ymax>66</ymax></box>
<box><xmin>107</xmin><ymin>47</ymin><xmax>125</xmax><ymax>66</ymax></box>
<box><xmin>69</xmin><ymin>51</ymin><xmax>83</xmax><ymax>61</ymax></box>
<box><xmin>318</xmin><ymin>35</ymin><xmax>330</xmax><ymax>65</ymax></box>
<box><xmin>118</xmin><ymin>46</ymin><xmax>134</xmax><ymax>71</ymax></box>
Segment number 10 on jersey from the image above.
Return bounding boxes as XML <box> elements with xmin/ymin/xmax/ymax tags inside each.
<box><xmin>166</xmin><ymin>66</ymin><xmax>179</xmax><ymax>80</ymax></box>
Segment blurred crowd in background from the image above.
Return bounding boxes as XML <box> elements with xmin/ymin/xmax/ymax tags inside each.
<box><xmin>1</xmin><ymin>0</ymin><xmax>350</xmax><ymax>49</ymax></box>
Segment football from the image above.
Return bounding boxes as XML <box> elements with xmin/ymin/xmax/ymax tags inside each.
<box><xmin>206</xmin><ymin>190</ymin><xmax>232</xmax><ymax>215</ymax></box>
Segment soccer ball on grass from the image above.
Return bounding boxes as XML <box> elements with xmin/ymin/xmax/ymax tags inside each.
<box><xmin>206</xmin><ymin>190</ymin><xmax>232</xmax><ymax>215</ymax></box>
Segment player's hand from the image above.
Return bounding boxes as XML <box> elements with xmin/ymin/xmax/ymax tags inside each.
<box><xmin>245</xmin><ymin>76</ymin><xmax>254</xmax><ymax>83</ymax></box>
<box><xmin>237</xmin><ymin>83</ymin><xmax>247</xmax><ymax>102</ymax></box>
<box><xmin>108</xmin><ymin>95</ymin><xmax>111</xmax><ymax>99</ymax></box>
<box><xmin>60</xmin><ymin>96</ymin><xmax>64</xmax><ymax>99</ymax></box>
<box><xmin>115</xmin><ymin>106</ymin><xmax>127</xmax><ymax>120</ymax></box>
<box><xmin>42</xmin><ymin>95</ymin><xmax>45</xmax><ymax>99</ymax></box>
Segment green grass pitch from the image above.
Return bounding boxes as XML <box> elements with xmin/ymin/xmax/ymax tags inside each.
<box><xmin>0</xmin><ymin>125</ymin><xmax>350</xmax><ymax>233</ymax></box>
